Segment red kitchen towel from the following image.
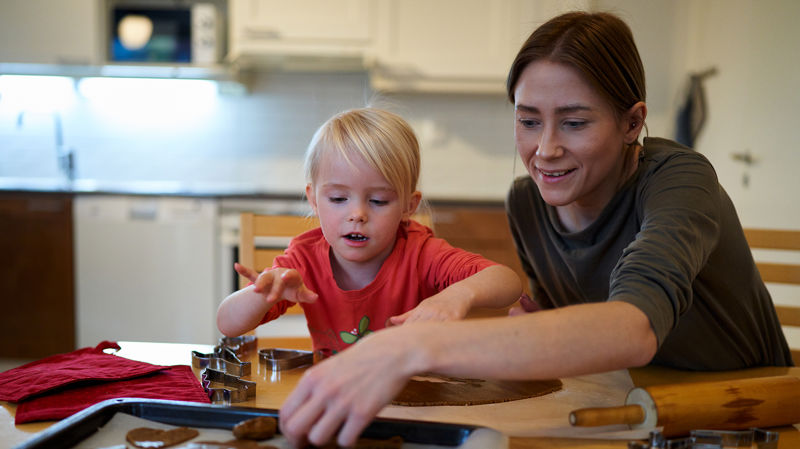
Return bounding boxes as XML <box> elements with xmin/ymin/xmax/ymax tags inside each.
<box><xmin>14</xmin><ymin>365</ymin><xmax>211</xmax><ymax>424</ymax></box>
<box><xmin>0</xmin><ymin>341</ymin><xmax>165</xmax><ymax>402</ymax></box>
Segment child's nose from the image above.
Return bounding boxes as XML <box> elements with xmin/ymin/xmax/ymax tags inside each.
<box><xmin>348</xmin><ymin>206</ymin><xmax>367</xmax><ymax>223</ymax></box>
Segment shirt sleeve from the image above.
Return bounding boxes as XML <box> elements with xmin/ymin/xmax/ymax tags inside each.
<box><xmin>417</xmin><ymin>236</ymin><xmax>497</xmax><ymax>292</ymax></box>
<box><xmin>609</xmin><ymin>152</ymin><xmax>722</xmax><ymax>346</ymax></box>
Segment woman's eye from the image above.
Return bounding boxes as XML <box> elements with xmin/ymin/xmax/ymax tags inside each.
<box><xmin>563</xmin><ymin>120</ymin><xmax>587</xmax><ymax>130</ymax></box>
<box><xmin>518</xmin><ymin>118</ymin><xmax>539</xmax><ymax>129</ymax></box>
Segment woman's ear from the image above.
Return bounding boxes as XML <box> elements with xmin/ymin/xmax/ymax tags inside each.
<box><xmin>623</xmin><ymin>101</ymin><xmax>648</xmax><ymax>144</ymax></box>
<box><xmin>403</xmin><ymin>191</ymin><xmax>422</xmax><ymax>220</ymax></box>
<box><xmin>305</xmin><ymin>184</ymin><xmax>318</xmax><ymax>214</ymax></box>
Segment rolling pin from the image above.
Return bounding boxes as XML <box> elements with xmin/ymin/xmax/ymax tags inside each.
<box><xmin>569</xmin><ymin>375</ymin><xmax>800</xmax><ymax>437</ymax></box>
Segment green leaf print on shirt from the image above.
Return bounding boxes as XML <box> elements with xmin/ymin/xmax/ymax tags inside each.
<box><xmin>339</xmin><ymin>315</ymin><xmax>373</xmax><ymax>345</ymax></box>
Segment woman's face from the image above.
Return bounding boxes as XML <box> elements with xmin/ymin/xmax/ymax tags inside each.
<box><xmin>514</xmin><ymin>60</ymin><xmax>635</xmax><ymax>217</ymax></box>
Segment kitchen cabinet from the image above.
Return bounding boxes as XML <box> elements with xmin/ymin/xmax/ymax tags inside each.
<box><xmin>0</xmin><ymin>193</ymin><xmax>75</xmax><ymax>359</ymax></box>
<box><xmin>0</xmin><ymin>0</ymin><xmax>101</xmax><ymax>66</ymax></box>
<box><xmin>228</xmin><ymin>0</ymin><xmax>373</xmax><ymax>68</ymax></box>
<box><xmin>370</xmin><ymin>0</ymin><xmax>590</xmax><ymax>93</ymax></box>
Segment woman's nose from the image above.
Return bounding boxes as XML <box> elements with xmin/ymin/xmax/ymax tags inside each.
<box><xmin>536</xmin><ymin>127</ymin><xmax>563</xmax><ymax>159</ymax></box>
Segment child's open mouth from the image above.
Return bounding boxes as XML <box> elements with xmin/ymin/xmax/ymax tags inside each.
<box><xmin>344</xmin><ymin>233</ymin><xmax>368</xmax><ymax>242</ymax></box>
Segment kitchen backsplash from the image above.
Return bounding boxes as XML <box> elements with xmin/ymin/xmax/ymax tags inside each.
<box><xmin>0</xmin><ymin>71</ymin><xmax>519</xmax><ymax>200</ymax></box>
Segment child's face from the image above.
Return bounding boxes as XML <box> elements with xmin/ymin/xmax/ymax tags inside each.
<box><xmin>306</xmin><ymin>149</ymin><xmax>418</xmax><ymax>273</ymax></box>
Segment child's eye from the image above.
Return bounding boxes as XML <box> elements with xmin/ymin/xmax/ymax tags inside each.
<box><xmin>370</xmin><ymin>199</ymin><xmax>389</xmax><ymax>206</ymax></box>
<box><xmin>328</xmin><ymin>197</ymin><xmax>347</xmax><ymax>203</ymax></box>
<box><xmin>517</xmin><ymin>118</ymin><xmax>540</xmax><ymax>129</ymax></box>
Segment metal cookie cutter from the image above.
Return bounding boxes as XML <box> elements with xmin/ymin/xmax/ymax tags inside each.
<box><xmin>192</xmin><ymin>345</ymin><xmax>252</xmax><ymax>377</ymax></box>
<box><xmin>218</xmin><ymin>335</ymin><xmax>258</xmax><ymax>354</ymax></box>
<box><xmin>258</xmin><ymin>348</ymin><xmax>315</xmax><ymax>371</ymax></box>
<box><xmin>200</xmin><ymin>367</ymin><xmax>256</xmax><ymax>403</ymax></box>
<box><xmin>192</xmin><ymin>335</ymin><xmax>258</xmax><ymax>403</ymax></box>
<box><xmin>629</xmin><ymin>428</ymin><xmax>779</xmax><ymax>449</ymax></box>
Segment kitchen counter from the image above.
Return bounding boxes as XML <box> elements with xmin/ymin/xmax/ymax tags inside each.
<box><xmin>0</xmin><ymin>177</ymin><xmax>303</xmax><ymax>200</ymax></box>
<box><xmin>0</xmin><ymin>177</ymin><xmax>506</xmax><ymax>205</ymax></box>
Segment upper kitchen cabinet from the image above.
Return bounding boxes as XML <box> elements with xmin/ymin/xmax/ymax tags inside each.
<box><xmin>0</xmin><ymin>0</ymin><xmax>102</xmax><ymax>66</ymax></box>
<box><xmin>228</xmin><ymin>0</ymin><xmax>374</xmax><ymax>70</ymax></box>
<box><xmin>369</xmin><ymin>0</ymin><xmax>590</xmax><ymax>93</ymax></box>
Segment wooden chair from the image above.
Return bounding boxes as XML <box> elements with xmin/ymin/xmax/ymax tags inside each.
<box><xmin>238</xmin><ymin>213</ymin><xmax>319</xmax><ymax>314</ymax></box>
<box><xmin>743</xmin><ymin>228</ymin><xmax>800</xmax><ymax>365</ymax></box>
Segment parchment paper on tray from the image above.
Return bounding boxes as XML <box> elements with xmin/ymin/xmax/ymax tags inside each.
<box><xmin>72</xmin><ymin>413</ymin><xmax>507</xmax><ymax>449</ymax></box>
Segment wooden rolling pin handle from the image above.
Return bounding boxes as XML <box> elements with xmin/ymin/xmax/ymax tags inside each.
<box><xmin>569</xmin><ymin>404</ymin><xmax>645</xmax><ymax>427</ymax></box>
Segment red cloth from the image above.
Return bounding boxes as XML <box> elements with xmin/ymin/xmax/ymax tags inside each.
<box><xmin>0</xmin><ymin>341</ymin><xmax>165</xmax><ymax>402</ymax></box>
<box><xmin>14</xmin><ymin>365</ymin><xmax>211</xmax><ymax>424</ymax></box>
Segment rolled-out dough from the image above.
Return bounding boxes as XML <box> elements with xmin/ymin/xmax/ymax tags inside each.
<box><xmin>392</xmin><ymin>374</ymin><xmax>562</xmax><ymax>406</ymax></box>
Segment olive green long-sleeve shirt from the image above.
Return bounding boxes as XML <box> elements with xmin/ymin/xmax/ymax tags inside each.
<box><xmin>506</xmin><ymin>137</ymin><xmax>791</xmax><ymax>370</ymax></box>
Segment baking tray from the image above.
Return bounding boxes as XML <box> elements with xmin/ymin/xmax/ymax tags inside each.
<box><xmin>14</xmin><ymin>398</ymin><xmax>499</xmax><ymax>448</ymax></box>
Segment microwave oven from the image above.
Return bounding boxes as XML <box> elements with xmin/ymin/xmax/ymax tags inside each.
<box><xmin>106</xmin><ymin>0</ymin><xmax>226</xmax><ymax>65</ymax></box>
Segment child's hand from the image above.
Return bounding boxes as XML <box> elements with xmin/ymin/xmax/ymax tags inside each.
<box><xmin>234</xmin><ymin>262</ymin><xmax>260</xmax><ymax>283</ymax></box>
<box><xmin>253</xmin><ymin>267</ymin><xmax>319</xmax><ymax>306</ymax></box>
<box><xmin>387</xmin><ymin>294</ymin><xmax>469</xmax><ymax>326</ymax></box>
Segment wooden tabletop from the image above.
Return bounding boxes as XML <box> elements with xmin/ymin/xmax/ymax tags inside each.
<box><xmin>2</xmin><ymin>338</ymin><xmax>799</xmax><ymax>449</ymax></box>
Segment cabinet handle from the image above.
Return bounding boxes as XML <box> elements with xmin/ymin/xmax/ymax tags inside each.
<box><xmin>244</xmin><ymin>28</ymin><xmax>282</xmax><ymax>40</ymax></box>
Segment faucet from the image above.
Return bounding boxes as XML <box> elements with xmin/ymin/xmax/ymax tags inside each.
<box><xmin>16</xmin><ymin>111</ymin><xmax>76</xmax><ymax>182</ymax></box>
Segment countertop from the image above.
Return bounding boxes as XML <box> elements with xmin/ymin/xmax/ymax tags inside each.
<box><xmin>0</xmin><ymin>177</ymin><xmax>507</xmax><ymax>206</ymax></box>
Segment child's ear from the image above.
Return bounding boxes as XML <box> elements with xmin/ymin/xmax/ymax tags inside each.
<box><xmin>403</xmin><ymin>191</ymin><xmax>422</xmax><ymax>220</ymax></box>
<box><xmin>305</xmin><ymin>184</ymin><xmax>318</xmax><ymax>214</ymax></box>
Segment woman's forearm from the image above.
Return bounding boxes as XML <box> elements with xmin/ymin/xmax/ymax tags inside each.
<box><xmin>408</xmin><ymin>300</ymin><xmax>657</xmax><ymax>380</ymax></box>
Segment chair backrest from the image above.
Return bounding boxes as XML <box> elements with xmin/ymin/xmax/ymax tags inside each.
<box><xmin>743</xmin><ymin>228</ymin><xmax>800</xmax><ymax>365</ymax></box>
<box><xmin>239</xmin><ymin>213</ymin><xmax>319</xmax><ymax>314</ymax></box>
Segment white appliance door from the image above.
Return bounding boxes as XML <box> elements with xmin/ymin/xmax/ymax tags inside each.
<box><xmin>74</xmin><ymin>195</ymin><xmax>219</xmax><ymax>346</ymax></box>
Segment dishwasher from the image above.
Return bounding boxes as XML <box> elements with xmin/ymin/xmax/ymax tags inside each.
<box><xmin>74</xmin><ymin>195</ymin><xmax>220</xmax><ymax>347</ymax></box>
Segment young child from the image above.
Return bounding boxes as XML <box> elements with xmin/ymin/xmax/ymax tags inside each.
<box><xmin>216</xmin><ymin>108</ymin><xmax>522</xmax><ymax>353</ymax></box>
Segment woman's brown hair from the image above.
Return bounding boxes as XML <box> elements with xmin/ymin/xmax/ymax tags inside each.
<box><xmin>506</xmin><ymin>11</ymin><xmax>646</xmax><ymax>120</ymax></box>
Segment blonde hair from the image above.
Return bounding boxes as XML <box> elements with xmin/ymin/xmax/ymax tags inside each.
<box><xmin>304</xmin><ymin>108</ymin><xmax>421</xmax><ymax>206</ymax></box>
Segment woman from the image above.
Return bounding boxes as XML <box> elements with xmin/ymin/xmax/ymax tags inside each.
<box><xmin>278</xmin><ymin>11</ymin><xmax>792</xmax><ymax>448</ymax></box>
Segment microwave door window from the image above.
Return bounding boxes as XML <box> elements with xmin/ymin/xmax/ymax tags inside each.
<box><xmin>111</xmin><ymin>8</ymin><xmax>192</xmax><ymax>63</ymax></box>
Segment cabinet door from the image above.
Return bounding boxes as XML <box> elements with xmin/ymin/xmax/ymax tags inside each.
<box><xmin>0</xmin><ymin>0</ymin><xmax>100</xmax><ymax>65</ymax></box>
<box><xmin>370</xmin><ymin>0</ymin><xmax>589</xmax><ymax>93</ymax></box>
<box><xmin>229</xmin><ymin>0</ymin><xmax>372</xmax><ymax>59</ymax></box>
<box><xmin>0</xmin><ymin>193</ymin><xmax>75</xmax><ymax>358</ymax></box>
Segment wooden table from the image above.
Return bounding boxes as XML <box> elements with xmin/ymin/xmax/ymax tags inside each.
<box><xmin>2</xmin><ymin>338</ymin><xmax>799</xmax><ymax>449</ymax></box>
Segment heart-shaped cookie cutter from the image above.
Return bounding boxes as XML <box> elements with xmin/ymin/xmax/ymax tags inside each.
<box><xmin>258</xmin><ymin>348</ymin><xmax>315</xmax><ymax>371</ymax></box>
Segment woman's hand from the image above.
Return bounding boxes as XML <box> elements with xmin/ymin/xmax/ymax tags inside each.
<box><xmin>279</xmin><ymin>327</ymin><xmax>423</xmax><ymax>448</ymax></box>
<box><xmin>387</xmin><ymin>293</ymin><xmax>470</xmax><ymax>326</ymax></box>
<box><xmin>507</xmin><ymin>293</ymin><xmax>540</xmax><ymax>316</ymax></box>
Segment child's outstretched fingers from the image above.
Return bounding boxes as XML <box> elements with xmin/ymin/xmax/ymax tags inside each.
<box><xmin>253</xmin><ymin>270</ymin><xmax>276</xmax><ymax>295</ymax></box>
<box><xmin>234</xmin><ymin>262</ymin><xmax>260</xmax><ymax>283</ymax></box>
<box><xmin>279</xmin><ymin>270</ymin><xmax>319</xmax><ymax>303</ymax></box>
